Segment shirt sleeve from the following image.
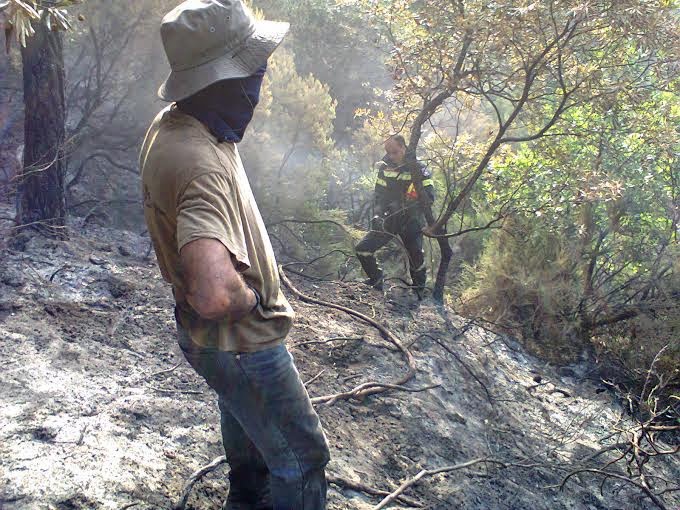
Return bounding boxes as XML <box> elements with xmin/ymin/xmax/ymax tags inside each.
<box><xmin>176</xmin><ymin>172</ymin><xmax>250</xmax><ymax>269</ymax></box>
<box><xmin>373</xmin><ymin>162</ymin><xmax>389</xmax><ymax>213</ymax></box>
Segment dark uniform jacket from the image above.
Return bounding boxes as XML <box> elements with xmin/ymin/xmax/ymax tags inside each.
<box><xmin>373</xmin><ymin>155</ymin><xmax>435</xmax><ymax>232</ymax></box>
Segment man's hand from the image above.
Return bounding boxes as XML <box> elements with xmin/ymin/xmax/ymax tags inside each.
<box><xmin>370</xmin><ymin>214</ymin><xmax>385</xmax><ymax>231</ymax></box>
<box><xmin>179</xmin><ymin>238</ymin><xmax>257</xmax><ymax>321</ymax></box>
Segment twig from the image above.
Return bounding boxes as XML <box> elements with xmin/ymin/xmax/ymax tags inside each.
<box><xmin>0</xmin><ymin>494</ymin><xmax>27</xmax><ymax>504</ymax></box>
<box><xmin>549</xmin><ymin>388</ymin><xmax>572</xmax><ymax>398</ymax></box>
<box><xmin>640</xmin><ymin>346</ymin><xmax>666</xmax><ymax>402</ymax></box>
<box><xmin>76</xmin><ymin>424</ymin><xmax>88</xmax><ymax>446</ymax></box>
<box><xmin>174</xmin><ymin>455</ymin><xmax>227</xmax><ymax>510</ymax></box>
<box><xmin>145</xmin><ymin>362</ymin><xmax>182</xmax><ymax>380</ymax></box>
<box><xmin>49</xmin><ymin>264</ymin><xmax>69</xmax><ymax>282</ymax></box>
<box><xmin>149</xmin><ymin>385</ymin><xmax>203</xmax><ymax>395</ymax></box>
<box><xmin>582</xmin><ymin>443</ymin><xmax>630</xmax><ymax>463</ymax></box>
<box><xmin>527</xmin><ymin>382</ymin><xmax>548</xmax><ymax>393</ymax></box>
<box><xmin>281</xmin><ymin>249</ymin><xmax>356</xmax><ymax>269</ymax></box>
<box><xmin>55</xmin><ymin>424</ymin><xmax>89</xmax><ymax>446</ymax></box>
<box><xmin>293</xmin><ymin>336</ymin><xmax>364</xmax><ymax>348</ymax></box>
<box><xmin>373</xmin><ymin>458</ymin><xmax>506</xmax><ymax>509</ymax></box>
<box><xmin>314</xmin><ymin>383</ymin><xmax>440</xmax><ymax>407</ymax></box>
<box><xmin>327</xmin><ymin>474</ymin><xmax>423</xmax><ymax>507</ymax></box>
<box><xmin>108</xmin><ymin>309</ymin><xmax>129</xmax><ymax>337</ymax></box>
<box><xmin>342</xmin><ymin>374</ymin><xmax>363</xmax><ymax>384</ymax></box>
<box><xmin>304</xmin><ymin>369</ymin><xmax>327</xmax><ymax>387</ymax></box>
<box><xmin>282</xmin><ymin>266</ymin><xmax>334</xmax><ymax>281</ymax></box>
<box><xmin>269</xmin><ymin>218</ymin><xmax>352</xmax><ymax>234</ymax></box>
<box><xmin>558</xmin><ymin>468</ymin><xmax>669</xmax><ymax>510</ymax></box>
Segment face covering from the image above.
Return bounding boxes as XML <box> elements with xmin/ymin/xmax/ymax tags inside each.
<box><xmin>177</xmin><ymin>65</ymin><xmax>266</xmax><ymax>143</ymax></box>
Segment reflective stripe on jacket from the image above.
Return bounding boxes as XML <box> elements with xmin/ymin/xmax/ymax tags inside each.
<box><xmin>374</xmin><ymin>157</ymin><xmax>435</xmax><ymax>216</ymax></box>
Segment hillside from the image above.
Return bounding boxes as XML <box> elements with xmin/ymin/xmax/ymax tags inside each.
<box><xmin>1</xmin><ymin>218</ymin><xmax>678</xmax><ymax>510</ymax></box>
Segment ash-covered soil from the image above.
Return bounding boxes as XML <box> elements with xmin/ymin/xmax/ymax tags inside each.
<box><xmin>1</xmin><ymin>217</ymin><xmax>678</xmax><ymax>510</ymax></box>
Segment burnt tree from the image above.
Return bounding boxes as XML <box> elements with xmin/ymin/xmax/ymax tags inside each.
<box><xmin>18</xmin><ymin>14</ymin><xmax>66</xmax><ymax>238</ymax></box>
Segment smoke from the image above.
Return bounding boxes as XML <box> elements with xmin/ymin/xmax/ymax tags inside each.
<box><xmin>0</xmin><ymin>0</ymin><xmax>388</xmax><ymax>230</ymax></box>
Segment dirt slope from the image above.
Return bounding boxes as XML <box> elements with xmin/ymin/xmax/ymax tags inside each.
<box><xmin>1</xmin><ymin>220</ymin><xmax>678</xmax><ymax>510</ymax></box>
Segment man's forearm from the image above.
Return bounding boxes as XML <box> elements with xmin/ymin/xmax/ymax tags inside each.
<box><xmin>184</xmin><ymin>276</ymin><xmax>257</xmax><ymax>321</ymax></box>
<box><xmin>179</xmin><ymin>238</ymin><xmax>258</xmax><ymax>321</ymax></box>
<box><xmin>220</xmin><ymin>278</ymin><xmax>258</xmax><ymax>321</ymax></box>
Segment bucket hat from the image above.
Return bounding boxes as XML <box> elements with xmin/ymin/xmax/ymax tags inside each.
<box><xmin>158</xmin><ymin>0</ymin><xmax>289</xmax><ymax>102</ymax></box>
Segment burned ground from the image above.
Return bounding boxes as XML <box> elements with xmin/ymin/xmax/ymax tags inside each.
<box><xmin>1</xmin><ymin>216</ymin><xmax>678</xmax><ymax>510</ymax></box>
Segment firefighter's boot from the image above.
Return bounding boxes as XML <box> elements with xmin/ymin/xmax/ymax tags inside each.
<box><xmin>357</xmin><ymin>253</ymin><xmax>384</xmax><ymax>290</ymax></box>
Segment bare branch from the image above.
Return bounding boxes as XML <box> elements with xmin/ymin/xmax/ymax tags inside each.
<box><xmin>173</xmin><ymin>456</ymin><xmax>227</xmax><ymax>510</ymax></box>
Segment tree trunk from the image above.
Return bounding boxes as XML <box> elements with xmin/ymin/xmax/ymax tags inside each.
<box><xmin>406</xmin><ymin>138</ymin><xmax>453</xmax><ymax>304</ymax></box>
<box><xmin>432</xmin><ymin>234</ymin><xmax>453</xmax><ymax>303</ymax></box>
<box><xmin>17</xmin><ymin>18</ymin><xmax>66</xmax><ymax>238</ymax></box>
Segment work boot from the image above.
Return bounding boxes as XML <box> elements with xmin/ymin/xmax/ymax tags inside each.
<box><xmin>357</xmin><ymin>253</ymin><xmax>384</xmax><ymax>290</ymax></box>
<box><xmin>362</xmin><ymin>272</ymin><xmax>384</xmax><ymax>290</ymax></box>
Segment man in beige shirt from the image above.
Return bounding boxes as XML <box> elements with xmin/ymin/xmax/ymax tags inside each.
<box><xmin>139</xmin><ymin>2</ymin><xmax>329</xmax><ymax>508</ymax></box>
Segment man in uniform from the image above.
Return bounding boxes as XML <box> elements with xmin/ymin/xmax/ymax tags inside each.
<box><xmin>355</xmin><ymin>135</ymin><xmax>435</xmax><ymax>292</ymax></box>
<box><xmin>139</xmin><ymin>1</ymin><xmax>330</xmax><ymax>508</ymax></box>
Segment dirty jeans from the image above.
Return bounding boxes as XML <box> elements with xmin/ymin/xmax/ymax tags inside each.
<box><xmin>176</xmin><ymin>323</ymin><xmax>330</xmax><ymax>510</ymax></box>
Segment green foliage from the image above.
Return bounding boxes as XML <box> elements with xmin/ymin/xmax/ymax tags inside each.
<box><xmin>357</xmin><ymin>0</ymin><xmax>679</xmax><ymax>232</ymax></box>
<box><xmin>459</xmin><ymin>80</ymin><xmax>679</xmax><ymax>401</ymax></box>
<box><xmin>459</xmin><ymin>216</ymin><xmax>584</xmax><ymax>360</ymax></box>
<box><xmin>255</xmin><ymin>0</ymin><xmax>388</xmax><ymax>133</ymax></box>
<box><xmin>347</xmin><ymin>1</ymin><xmax>679</xmax><ymax>397</ymax></box>
<box><xmin>242</xmin><ymin>45</ymin><xmax>336</xmax><ymax>221</ymax></box>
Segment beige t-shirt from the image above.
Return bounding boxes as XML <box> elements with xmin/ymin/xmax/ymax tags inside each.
<box><xmin>139</xmin><ymin>107</ymin><xmax>294</xmax><ymax>352</ymax></box>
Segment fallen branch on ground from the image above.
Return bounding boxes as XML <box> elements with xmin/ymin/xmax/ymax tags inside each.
<box><xmin>280</xmin><ymin>267</ymin><xmax>418</xmax><ymax>405</ymax></box>
<box><xmin>313</xmin><ymin>383</ymin><xmax>441</xmax><ymax>407</ymax></box>
<box><xmin>49</xmin><ymin>264</ymin><xmax>69</xmax><ymax>282</ymax></box>
<box><xmin>327</xmin><ymin>474</ymin><xmax>423</xmax><ymax>507</ymax></box>
<box><xmin>564</xmin><ymin>345</ymin><xmax>680</xmax><ymax>509</ymax></box>
<box><xmin>293</xmin><ymin>336</ymin><xmax>364</xmax><ymax>348</ymax></box>
<box><xmin>372</xmin><ymin>458</ymin><xmax>507</xmax><ymax>510</ymax></box>
<box><xmin>582</xmin><ymin>442</ymin><xmax>631</xmax><ymax>463</ymax></box>
<box><xmin>174</xmin><ymin>455</ymin><xmax>227</xmax><ymax>510</ymax></box>
<box><xmin>145</xmin><ymin>362</ymin><xmax>182</xmax><ymax>380</ymax></box>
<box><xmin>342</xmin><ymin>374</ymin><xmax>363</xmax><ymax>384</ymax></box>
<box><xmin>526</xmin><ymin>382</ymin><xmax>572</xmax><ymax>398</ymax></box>
<box><xmin>173</xmin><ymin>458</ymin><xmax>427</xmax><ymax>509</ymax></box>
